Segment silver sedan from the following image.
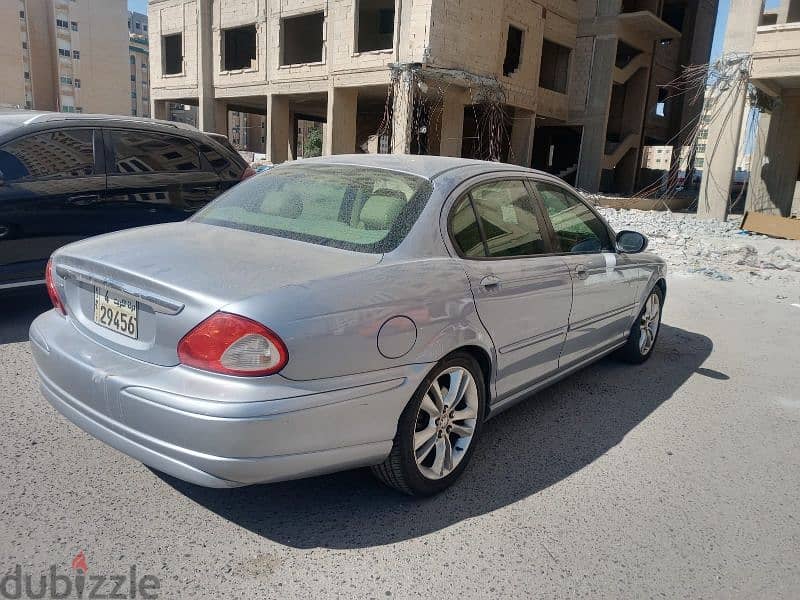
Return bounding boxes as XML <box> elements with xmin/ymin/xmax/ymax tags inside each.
<box><xmin>30</xmin><ymin>155</ymin><xmax>666</xmax><ymax>496</ymax></box>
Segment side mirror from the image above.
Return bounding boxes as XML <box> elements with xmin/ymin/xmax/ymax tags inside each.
<box><xmin>616</xmin><ymin>230</ymin><xmax>648</xmax><ymax>254</ymax></box>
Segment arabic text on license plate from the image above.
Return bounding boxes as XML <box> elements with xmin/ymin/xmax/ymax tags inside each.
<box><xmin>93</xmin><ymin>287</ymin><xmax>138</xmax><ymax>339</ymax></box>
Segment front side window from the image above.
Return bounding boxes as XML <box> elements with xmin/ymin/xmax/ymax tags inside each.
<box><xmin>109</xmin><ymin>130</ymin><xmax>203</xmax><ymax>173</ymax></box>
<box><xmin>193</xmin><ymin>165</ymin><xmax>432</xmax><ymax>253</ymax></box>
<box><xmin>0</xmin><ymin>129</ymin><xmax>95</xmax><ymax>181</ymax></box>
<box><xmin>451</xmin><ymin>180</ymin><xmax>547</xmax><ymax>258</ymax></box>
<box><xmin>535</xmin><ymin>182</ymin><xmax>611</xmax><ymax>253</ymax></box>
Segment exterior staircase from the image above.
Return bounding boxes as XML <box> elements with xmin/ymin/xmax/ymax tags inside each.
<box><xmin>603</xmin><ymin>133</ymin><xmax>639</xmax><ymax>170</ymax></box>
<box><xmin>557</xmin><ymin>163</ymin><xmax>578</xmax><ymax>179</ymax></box>
<box><xmin>613</xmin><ymin>53</ymin><xmax>649</xmax><ymax>85</ymax></box>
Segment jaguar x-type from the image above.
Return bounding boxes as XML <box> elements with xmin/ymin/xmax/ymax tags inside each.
<box><xmin>30</xmin><ymin>155</ymin><xmax>666</xmax><ymax>496</ymax></box>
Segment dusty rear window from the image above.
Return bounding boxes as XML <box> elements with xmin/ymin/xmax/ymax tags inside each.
<box><xmin>193</xmin><ymin>164</ymin><xmax>433</xmax><ymax>253</ymax></box>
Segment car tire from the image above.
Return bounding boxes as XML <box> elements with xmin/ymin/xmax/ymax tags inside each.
<box><xmin>618</xmin><ymin>285</ymin><xmax>664</xmax><ymax>364</ymax></box>
<box><xmin>371</xmin><ymin>352</ymin><xmax>486</xmax><ymax>496</ymax></box>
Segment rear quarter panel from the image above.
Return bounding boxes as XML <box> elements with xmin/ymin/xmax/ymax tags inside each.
<box><xmin>223</xmin><ymin>258</ymin><xmax>495</xmax><ymax>382</ymax></box>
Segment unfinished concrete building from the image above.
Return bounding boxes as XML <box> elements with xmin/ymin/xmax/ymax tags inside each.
<box><xmin>149</xmin><ymin>0</ymin><xmax>717</xmax><ymax>195</ymax></box>
<box><xmin>748</xmin><ymin>1</ymin><xmax>800</xmax><ymax>217</ymax></box>
<box><xmin>698</xmin><ymin>0</ymin><xmax>800</xmax><ymax>219</ymax></box>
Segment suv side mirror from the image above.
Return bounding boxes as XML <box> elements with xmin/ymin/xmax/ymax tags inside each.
<box><xmin>616</xmin><ymin>230</ymin><xmax>648</xmax><ymax>254</ymax></box>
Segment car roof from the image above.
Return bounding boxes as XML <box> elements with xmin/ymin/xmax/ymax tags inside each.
<box><xmin>296</xmin><ymin>153</ymin><xmax>550</xmax><ymax>181</ymax></box>
<box><xmin>0</xmin><ymin>108</ymin><xmax>199</xmax><ymax>137</ymax></box>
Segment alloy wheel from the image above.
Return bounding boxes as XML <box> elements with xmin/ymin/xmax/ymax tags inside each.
<box><xmin>639</xmin><ymin>292</ymin><xmax>661</xmax><ymax>355</ymax></box>
<box><xmin>413</xmin><ymin>367</ymin><xmax>480</xmax><ymax>480</ymax></box>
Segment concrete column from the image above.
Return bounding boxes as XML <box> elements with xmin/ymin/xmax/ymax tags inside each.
<box><xmin>214</xmin><ymin>100</ymin><xmax>229</xmax><ymax>137</ymax></box>
<box><xmin>288</xmin><ymin>111</ymin><xmax>297</xmax><ymax>160</ymax></box>
<box><xmin>697</xmin><ymin>0</ymin><xmax>762</xmax><ymax>220</ymax></box>
<box><xmin>575</xmin><ymin>35</ymin><xmax>618</xmax><ymax>192</ymax></box>
<box><xmin>509</xmin><ymin>108</ymin><xmax>536</xmax><ymax>167</ymax></box>
<box><xmin>438</xmin><ymin>90</ymin><xmax>465</xmax><ymax>157</ymax></box>
<box><xmin>196</xmin><ymin>0</ymin><xmax>216</xmax><ymax>132</ymax></box>
<box><xmin>324</xmin><ymin>86</ymin><xmax>358</xmax><ymax>155</ymax></box>
<box><xmin>391</xmin><ymin>70</ymin><xmax>414</xmax><ymax>154</ymax></box>
<box><xmin>746</xmin><ymin>95</ymin><xmax>800</xmax><ymax>217</ymax></box>
<box><xmin>152</xmin><ymin>100</ymin><xmax>168</xmax><ymax>121</ymax></box>
<box><xmin>267</xmin><ymin>95</ymin><xmax>290</xmax><ymax>164</ymax></box>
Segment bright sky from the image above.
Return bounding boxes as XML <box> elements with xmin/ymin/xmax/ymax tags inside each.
<box><xmin>127</xmin><ymin>0</ymin><xmax>780</xmax><ymax>63</ymax></box>
<box><xmin>711</xmin><ymin>0</ymin><xmax>780</xmax><ymax>60</ymax></box>
<box><xmin>128</xmin><ymin>0</ymin><xmax>147</xmax><ymax>14</ymax></box>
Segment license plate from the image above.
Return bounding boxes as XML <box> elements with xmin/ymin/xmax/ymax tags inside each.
<box><xmin>93</xmin><ymin>287</ymin><xmax>138</xmax><ymax>339</ymax></box>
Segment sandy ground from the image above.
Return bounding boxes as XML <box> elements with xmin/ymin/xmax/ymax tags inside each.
<box><xmin>1</xmin><ymin>269</ymin><xmax>798</xmax><ymax>598</ymax></box>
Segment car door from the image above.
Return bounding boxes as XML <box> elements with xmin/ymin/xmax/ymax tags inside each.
<box><xmin>448</xmin><ymin>178</ymin><xmax>573</xmax><ymax>401</ymax></box>
<box><xmin>531</xmin><ymin>180</ymin><xmax>639</xmax><ymax>368</ymax></box>
<box><xmin>0</xmin><ymin>126</ymin><xmax>105</xmax><ymax>285</ymax></box>
<box><xmin>102</xmin><ymin>127</ymin><xmax>222</xmax><ymax>230</ymax></box>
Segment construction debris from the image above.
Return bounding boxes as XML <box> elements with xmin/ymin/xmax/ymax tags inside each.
<box><xmin>598</xmin><ymin>208</ymin><xmax>800</xmax><ymax>283</ymax></box>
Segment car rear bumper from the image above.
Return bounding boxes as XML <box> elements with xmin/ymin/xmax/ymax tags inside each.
<box><xmin>30</xmin><ymin>310</ymin><xmax>429</xmax><ymax>487</ymax></box>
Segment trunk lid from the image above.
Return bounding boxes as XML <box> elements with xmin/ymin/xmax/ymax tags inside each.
<box><xmin>53</xmin><ymin>221</ymin><xmax>381</xmax><ymax>366</ymax></box>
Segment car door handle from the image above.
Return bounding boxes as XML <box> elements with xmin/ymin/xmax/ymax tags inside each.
<box><xmin>67</xmin><ymin>194</ymin><xmax>100</xmax><ymax>206</ymax></box>
<box><xmin>574</xmin><ymin>265</ymin><xmax>589</xmax><ymax>280</ymax></box>
<box><xmin>189</xmin><ymin>185</ymin><xmax>218</xmax><ymax>192</ymax></box>
<box><xmin>480</xmin><ymin>275</ymin><xmax>502</xmax><ymax>290</ymax></box>
<box><xmin>0</xmin><ymin>226</ymin><xmax>9</xmax><ymax>239</ymax></box>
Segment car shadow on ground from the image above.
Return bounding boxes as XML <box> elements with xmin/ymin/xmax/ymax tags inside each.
<box><xmin>0</xmin><ymin>287</ymin><xmax>51</xmax><ymax>345</ymax></box>
<box><xmin>158</xmin><ymin>323</ymin><xmax>714</xmax><ymax>549</ymax></box>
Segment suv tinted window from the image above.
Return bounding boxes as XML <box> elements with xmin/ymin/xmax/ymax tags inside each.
<box><xmin>455</xmin><ymin>180</ymin><xmax>547</xmax><ymax>258</ymax></box>
<box><xmin>535</xmin><ymin>182</ymin><xmax>611</xmax><ymax>253</ymax></box>
<box><xmin>197</xmin><ymin>140</ymin><xmax>239</xmax><ymax>179</ymax></box>
<box><xmin>0</xmin><ymin>128</ymin><xmax>95</xmax><ymax>181</ymax></box>
<box><xmin>109</xmin><ymin>129</ymin><xmax>202</xmax><ymax>174</ymax></box>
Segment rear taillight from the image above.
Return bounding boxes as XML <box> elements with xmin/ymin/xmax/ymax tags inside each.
<box><xmin>177</xmin><ymin>312</ymin><xmax>288</xmax><ymax>376</ymax></box>
<box><xmin>241</xmin><ymin>165</ymin><xmax>257</xmax><ymax>180</ymax></box>
<box><xmin>45</xmin><ymin>259</ymin><xmax>66</xmax><ymax>316</ymax></box>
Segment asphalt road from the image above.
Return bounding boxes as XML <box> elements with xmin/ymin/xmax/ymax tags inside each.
<box><xmin>0</xmin><ymin>277</ymin><xmax>798</xmax><ymax>598</ymax></box>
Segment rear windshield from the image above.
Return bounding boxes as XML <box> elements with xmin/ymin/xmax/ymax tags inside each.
<box><xmin>192</xmin><ymin>164</ymin><xmax>433</xmax><ymax>253</ymax></box>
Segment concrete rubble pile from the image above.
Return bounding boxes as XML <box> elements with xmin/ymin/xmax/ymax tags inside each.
<box><xmin>597</xmin><ymin>208</ymin><xmax>800</xmax><ymax>284</ymax></box>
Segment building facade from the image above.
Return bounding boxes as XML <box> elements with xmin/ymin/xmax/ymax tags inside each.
<box><xmin>0</xmin><ymin>0</ymin><xmax>130</xmax><ymax>115</ymax></box>
<box><xmin>0</xmin><ymin>2</ymin><xmax>33</xmax><ymax>109</ymax></box>
<box><xmin>229</xmin><ymin>110</ymin><xmax>266</xmax><ymax>152</ymax></box>
<box><xmin>747</xmin><ymin>0</ymin><xmax>800</xmax><ymax>216</ymax></box>
<box><xmin>698</xmin><ymin>0</ymin><xmax>800</xmax><ymax>218</ymax></box>
<box><xmin>149</xmin><ymin>0</ymin><xmax>717</xmax><ymax>195</ymax></box>
<box><xmin>130</xmin><ymin>12</ymin><xmax>151</xmax><ymax>118</ymax></box>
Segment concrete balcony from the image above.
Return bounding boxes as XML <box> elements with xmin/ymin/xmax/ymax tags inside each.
<box><xmin>617</xmin><ymin>11</ymin><xmax>681</xmax><ymax>52</ymax></box>
<box><xmin>751</xmin><ymin>22</ymin><xmax>800</xmax><ymax>95</ymax></box>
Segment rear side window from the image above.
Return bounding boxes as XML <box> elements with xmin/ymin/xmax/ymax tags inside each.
<box><xmin>109</xmin><ymin>130</ymin><xmax>203</xmax><ymax>174</ymax></box>
<box><xmin>535</xmin><ymin>182</ymin><xmax>611</xmax><ymax>253</ymax></box>
<box><xmin>451</xmin><ymin>197</ymin><xmax>485</xmax><ymax>258</ymax></box>
<box><xmin>0</xmin><ymin>128</ymin><xmax>95</xmax><ymax>181</ymax></box>
<box><xmin>197</xmin><ymin>140</ymin><xmax>240</xmax><ymax>179</ymax></box>
<box><xmin>451</xmin><ymin>180</ymin><xmax>548</xmax><ymax>258</ymax></box>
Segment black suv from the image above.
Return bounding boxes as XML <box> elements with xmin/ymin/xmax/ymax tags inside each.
<box><xmin>0</xmin><ymin>110</ymin><xmax>252</xmax><ymax>288</ymax></box>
